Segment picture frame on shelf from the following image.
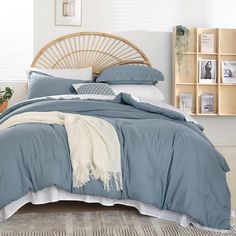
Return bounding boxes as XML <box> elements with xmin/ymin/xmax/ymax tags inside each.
<box><xmin>200</xmin><ymin>94</ymin><xmax>214</xmax><ymax>113</ymax></box>
<box><xmin>199</xmin><ymin>59</ymin><xmax>216</xmax><ymax>84</ymax></box>
<box><xmin>55</xmin><ymin>0</ymin><xmax>82</xmax><ymax>26</ymax></box>
<box><xmin>222</xmin><ymin>61</ymin><xmax>236</xmax><ymax>83</ymax></box>
<box><xmin>200</xmin><ymin>34</ymin><xmax>215</xmax><ymax>53</ymax></box>
<box><xmin>179</xmin><ymin>93</ymin><xmax>193</xmax><ymax>114</ymax></box>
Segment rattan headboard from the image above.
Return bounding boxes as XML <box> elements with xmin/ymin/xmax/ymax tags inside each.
<box><xmin>31</xmin><ymin>32</ymin><xmax>151</xmax><ymax>74</ymax></box>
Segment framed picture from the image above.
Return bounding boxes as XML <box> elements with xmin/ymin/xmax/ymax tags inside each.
<box><xmin>179</xmin><ymin>93</ymin><xmax>193</xmax><ymax>114</ymax></box>
<box><xmin>200</xmin><ymin>34</ymin><xmax>215</xmax><ymax>53</ymax></box>
<box><xmin>201</xmin><ymin>94</ymin><xmax>214</xmax><ymax>113</ymax></box>
<box><xmin>199</xmin><ymin>59</ymin><xmax>217</xmax><ymax>84</ymax></box>
<box><xmin>55</xmin><ymin>0</ymin><xmax>82</xmax><ymax>26</ymax></box>
<box><xmin>222</xmin><ymin>61</ymin><xmax>236</xmax><ymax>83</ymax></box>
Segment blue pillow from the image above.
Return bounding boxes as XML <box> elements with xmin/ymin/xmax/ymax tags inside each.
<box><xmin>96</xmin><ymin>65</ymin><xmax>164</xmax><ymax>85</ymax></box>
<box><xmin>27</xmin><ymin>72</ymin><xmax>86</xmax><ymax>99</ymax></box>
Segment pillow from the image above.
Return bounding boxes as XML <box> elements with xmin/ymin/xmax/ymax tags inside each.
<box><xmin>96</xmin><ymin>65</ymin><xmax>164</xmax><ymax>85</ymax></box>
<box><xmin>110</xmin><ymin>84</ymin><xmax>165</xmax><ymax>103</ymax></box>
<box><xmin>27</xmin><ymin>72</ymin><xmax>87</xmax><ymax>99</ymax></box>
<box><xmin>28</xmin><ymin>67</ymin><xmax>93</xmax><ymax>81</ymax></box>
<box><xmin>73</xmin><ymin>83</ymin><xmax>115</xmax><ymax>96</ymax></box>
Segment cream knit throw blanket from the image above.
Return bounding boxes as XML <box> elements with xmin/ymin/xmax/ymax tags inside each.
<box><xmin>0</xmin><ymin>112</ymin><xmax>122</xmax><ymax>191</ymax></box>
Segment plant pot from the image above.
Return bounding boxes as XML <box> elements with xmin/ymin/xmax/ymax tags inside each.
<box><xmin>0</xmin><ymin>101</ymin><xmax>8</xmax><ymax>113</ymax></box>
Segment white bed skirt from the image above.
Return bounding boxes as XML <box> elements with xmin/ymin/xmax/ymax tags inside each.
<box><xmin>0</xmin><ymin>186</ymin><xmax>231</xmax><ymax>232</ymax></box>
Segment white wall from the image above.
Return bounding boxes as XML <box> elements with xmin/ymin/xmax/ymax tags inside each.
<box><xmin>34</xmin><ymin>0</ymin><xmax>183</xmax><ymax>53</ymax></box>
<box><xmin>205</xmin><ymin>0</ymin><xmax>236</xmax><ymax>28</ymax></box>
<box><xmin>5</xmin><ymin>0</ymin><xmax>234</xmax><ymax>146</ymax></box>
<box><xmin>181</xmin><ymin>0</ymin><xmax>207</xmax><ymax>28</ymax></box>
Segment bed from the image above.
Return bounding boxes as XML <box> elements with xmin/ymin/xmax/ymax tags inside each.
<box><xmin>0</xmin><ymin>32</ymin><xmax>231</xmax><ymax>231</ymax></box>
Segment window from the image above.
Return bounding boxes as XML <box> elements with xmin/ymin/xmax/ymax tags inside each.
<box><xmin>0</xmin><ymin>1</ymin><xmax>33</xmax><ymax>80</ymax></box>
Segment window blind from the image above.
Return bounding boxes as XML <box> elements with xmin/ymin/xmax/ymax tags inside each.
<box><xmin>0</xmin><ymin>1</ymin><xmax>33</xmax><ymax>80</ymax></box>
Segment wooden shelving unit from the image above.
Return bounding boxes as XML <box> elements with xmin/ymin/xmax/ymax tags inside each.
<box><xmin>172</xmin><ymin>27</ymin><xmax>236</xmax><ymax>116</ymax></box>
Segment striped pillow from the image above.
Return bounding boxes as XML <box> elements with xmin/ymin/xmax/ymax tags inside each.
<box><xmin>73</xmin><ymin>83</ymin><xmax>115</xmax><ymax>96</ymax></box>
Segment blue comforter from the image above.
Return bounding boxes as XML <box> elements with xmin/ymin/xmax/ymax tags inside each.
<box><xmin>0</xmin><ymin>93</ymin><xmax>231</xmax><ymax>229</ymax></box>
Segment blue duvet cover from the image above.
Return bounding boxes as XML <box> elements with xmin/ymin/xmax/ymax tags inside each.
<box><xmin>0</xmin><ymin>93</ymin><xmax>231</xmax><ymax>229</ymax></box>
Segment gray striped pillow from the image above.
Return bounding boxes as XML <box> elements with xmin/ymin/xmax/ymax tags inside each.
<box><xmin>73</xmin><ymin>83</ymin><xmax>115</xmax><ymax>96</ymax></box>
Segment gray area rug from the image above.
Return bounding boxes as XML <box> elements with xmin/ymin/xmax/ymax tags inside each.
<box><xmin>0</xmin><ymin>211</ymin><xmax>235</xmax><ymax>236</ymax></box>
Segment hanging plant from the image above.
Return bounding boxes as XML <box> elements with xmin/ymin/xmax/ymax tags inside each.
<box><xmin>175</xmin><ymin>25</ymin><xmax>190</xmax><ymax>70</ymax></box>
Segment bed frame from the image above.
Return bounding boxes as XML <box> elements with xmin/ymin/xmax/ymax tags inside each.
<box><xmin>31</xmin><ymin>32</ymin><xmax>151</xmax><ymax>74</ymax></box>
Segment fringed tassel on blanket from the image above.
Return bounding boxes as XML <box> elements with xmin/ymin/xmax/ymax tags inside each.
<box><xmin>74</xmin><ymin>163</ymin><xmax>123</xmax><ymax>191</ymax></box>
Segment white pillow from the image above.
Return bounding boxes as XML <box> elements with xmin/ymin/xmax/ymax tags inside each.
<box><xmin>27</xmin><ymin>67</ymin><xmax>93</xmax><ymax>81</ymax></box>
<box><xmin>110</xmin><ymin>84</ymin><xmax>165</xmax><ymax>103</ymax></box>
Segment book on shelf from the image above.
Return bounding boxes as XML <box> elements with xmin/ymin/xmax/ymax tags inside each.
<box><xmin>200</xmin><ymin>34</ymin><xmax>215</xmax><ymax>53</ymax></box>
<box><xmin>201</xmin><ymin>94</ymin><xmax>214</xmax><ymax>113</ymax></box>
<box><xmin>198</xmin><ymin>59</ymin><xmax>216</xmax><ymax>84</ymax></box>
<box><xmin>222</xmin><ymin>61</ymin><xmax>236</xmax><ymax>83</ymax></box>
<box><xmin>179</xmin><ymin>93</ymin><xmax>193</xmax><ymax>114</ymax></box>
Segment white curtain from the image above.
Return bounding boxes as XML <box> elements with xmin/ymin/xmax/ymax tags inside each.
<box><xmin>0</xmin><ymin>1</ymin><xmax>33</xmax><ymax>80</ymax></box>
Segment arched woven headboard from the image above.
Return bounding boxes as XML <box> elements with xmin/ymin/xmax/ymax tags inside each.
<box><xmin>31</xmin><ymin>32</ymin><xmax>151</xmax><ymax>74</ymax></box>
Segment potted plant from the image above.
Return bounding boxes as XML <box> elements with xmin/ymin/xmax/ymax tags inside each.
<box><xmin>0</xmin><ymin>87</ymin><xmax>14</xmax><ymax>113</ymax></box>
<box><xmin>175</xmin><ymin>25</ymin><xmax>190</xmax><ymax>70</ymax></box>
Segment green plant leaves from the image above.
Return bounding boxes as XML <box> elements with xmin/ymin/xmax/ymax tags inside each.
<box><xmin>0</xmin><ymin>87</ymin><xmax>14</xmax><ymax>102</ymax></box>
<box><xmin>175</xmin><ymin>25</ymin><xmax>190</xmax><ymax>70</ymax></box>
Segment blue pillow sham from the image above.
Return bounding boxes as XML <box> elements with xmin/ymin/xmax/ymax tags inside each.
<box><xmin>27</xmin><ymin>71</ymin><xmax>86</xmax><ymax>99</ymax></box>
<box><xmin>96</xmin><ymin>65</ymin><xmax>164</xmax><ymax>85</ymax></box>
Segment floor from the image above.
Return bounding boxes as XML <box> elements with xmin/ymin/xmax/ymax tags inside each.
<box><xmin>19</xmin><ymin>146</ymin><xmax>236</xmax><ymax>225</ymax></box>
